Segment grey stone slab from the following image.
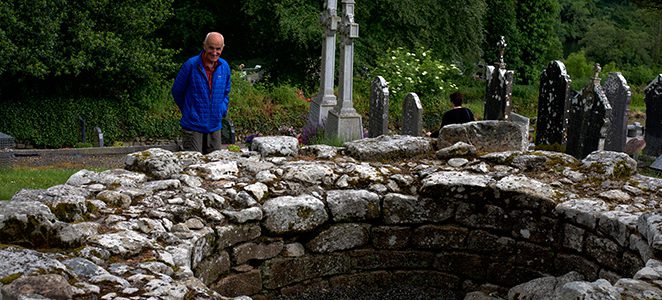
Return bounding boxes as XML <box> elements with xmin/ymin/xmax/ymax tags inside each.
<box><xmin>650</xmin><ymin>155</ymin><xmax>662</xmax><ymax>172</ymax></box>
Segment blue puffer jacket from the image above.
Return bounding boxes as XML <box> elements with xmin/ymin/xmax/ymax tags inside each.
<box><xmin>171</xmin><ymin>52</ymin><xmax>231</xmax><ymax>133</ymax></box>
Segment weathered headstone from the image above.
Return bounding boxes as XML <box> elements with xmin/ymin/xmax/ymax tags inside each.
<box><xmin>566</xmin><ymin>64</ymin><xmax>613</xmax><ymax>159</ymax></box>
<box><xmin>308</xmin><ymin>0</ymin><xmax>339</xmax><ymax>126</ymax></box>
<box><xmin>484</xmin><ymin>36</ymin><xmax>514</xmax><ymax>121</ymax></box>
<box><xmin>602</xmin><ymin>72</ymin><xmax>631</xmax><ymax>152</ymax></box>
<box><xmin>368</xmin><ymin>76</ymin><xmax>389</xmax><ymax>138</ymax></box>
<box><xmin>535</xmin><ymin>60</ymin><xmax>571</xmax><ymax>147</ymax></box>
<box><xmin>510</xmin><ymin>112</ymin><xmax>531</xmax><ymax>146</ymax></box>
<box><xmin>644</xmin><ymin>74</ymin><xmax>662</xmax><ymax>156</ymax></box>
<box><xmin>401</xmin><ymin>93</ymin><xmax>423</xmax><ymax>136</ymax></box>
<box><xmin>325</xmin><ymin>0</ymin><xmax>363</xmax><ymax>142</ymax></box>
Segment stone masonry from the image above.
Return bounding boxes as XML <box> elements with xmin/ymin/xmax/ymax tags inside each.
<box><xmin>1</xmin><ymin>132</ymin><xmax>662</xmax><ymax>299</ymax></box>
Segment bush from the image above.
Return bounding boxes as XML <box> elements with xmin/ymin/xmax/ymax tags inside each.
<box><xmin>228</xmin><ymin>71</ymin><xmax>309</xmax><ymax>138</ymax></box>
<box><xmin>371</xmin><ymin>46</ymin><xmax>462</xmax><ymax>130</ymax></box>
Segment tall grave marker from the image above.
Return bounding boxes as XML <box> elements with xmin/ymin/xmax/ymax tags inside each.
<box><xmin>535</xmin><ymin>60</ymin><xmax>571</xmax><ymax>147</ymax></box>
<box><xmin>401</xmin><ymin>93</ymin><xmax>423</xmax><ymax>136</ymax></box>
<box><xmin>645</xmin><ymin>74</ymin><xmax>662</xmax><ymax>156</ymax></box>
<box><xmin>484</xmin><ymin>36</ymin><xmax>514</xmax><ymax>121</ymax></box>
<box><xmin>308</xmin><ymin>0</ymin><xmax>339</xmax><ymax>126</ymax></box>
<box><xmin>368</xmin><ymin>76</ymin><xmax>389</xmax><ymax>137</ymax></box>
<box><xmin>603</xmin><ymin>72</ymin><xmax>631</xmax><ymax>152</ymax></box>
<box><xmin>325</xmin><ymin>0</ymin><xmax>363</xmax><ymax>142</ymax></box>
<box><xmin>566</xmin><ymin>64</ymin><xmax>613</xmax><ymax>159</ymax></box>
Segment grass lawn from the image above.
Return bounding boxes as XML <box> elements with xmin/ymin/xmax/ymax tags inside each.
<box><xmin>0</xmin><ymin>167</ymin><xmax>101</xmax><ymax>200</ymax></box>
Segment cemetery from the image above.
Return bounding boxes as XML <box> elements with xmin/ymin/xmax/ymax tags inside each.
<box><xmin>1</xmin><ymin>1</ymin><xmax>662</xmax><ymax>300</ymax></box>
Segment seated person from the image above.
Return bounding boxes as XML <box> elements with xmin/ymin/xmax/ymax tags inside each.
<box><xmin>430</xmin><ymin>92</ymin><xmax>474</xmax><ymax>138</ymax></box>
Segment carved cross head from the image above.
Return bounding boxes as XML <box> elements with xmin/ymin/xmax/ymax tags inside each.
<box><xmin>497</xmin><ymin>36</ymin><xmax>507</xmax><ymax>67</ymax></box>
<box><xmin>593</xmin><ymin>63</ymin><xmax>602</xmax><ymax>82</ymax></box>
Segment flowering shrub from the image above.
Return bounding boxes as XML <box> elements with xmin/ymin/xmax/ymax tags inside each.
<box><xmin>372</xmin><ymin>47</ymin><xmax>462</xmax><ymax>127</ymax></box>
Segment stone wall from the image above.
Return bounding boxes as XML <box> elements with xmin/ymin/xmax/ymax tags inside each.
<box><xmin>1</xmin><ymin>134</ymin><xmax>662</xmax><ymax>299</ymax></box>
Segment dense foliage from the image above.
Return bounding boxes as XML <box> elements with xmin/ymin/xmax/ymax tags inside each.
<box><xmin>0</xmin><ymin>0</ymin><xmax>660</xmax><ymax>147</ymax></box>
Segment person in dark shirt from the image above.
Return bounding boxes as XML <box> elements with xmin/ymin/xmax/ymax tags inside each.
<box><xmin>430</xmin><ymin>92</ymin><xmax>474</xmax><ymax>138</ymax></box>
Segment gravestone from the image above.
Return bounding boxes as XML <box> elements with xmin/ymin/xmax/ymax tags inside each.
<box><xmin>484</xmin><ymin>36</ymin><xmax>514</xmax><ymax>121</ymax></box>
<box><xmin>644</xmin><ymin>74</ymin><xmax>662</xmax><ymax>156</ymax></box>
<box><xmin>401</xmin><ymin>93</ymin><xmax>423</xmax><ymax>136</ymax></box>
<box><xmin>650</xmin><ymin>154</ymin><xmax>662</xmax><ymax>172</ymax></box>
<box><xmin>510</xmin><ymin>112</ymin><xmax>531</xmax><ymax>146</ymax></box>
<box><xmin>535</xmin><ymin>60</ymin><xmax>571</xmax><ymax>147</ymax></box>
<box><xmin>308</xmin><ymin>0</ymin><xmax>339</xmax><ymax>126</ymax></box>
<box><xmin>0</xmin><ymin>132</ymin><xmax>15</xmax><ymax>169</ymax></box>
<box><xmin>368</xmin><ymin>76</ymin><xmax>389</xmax><ymax>138</ymax></box>
<box><xmin>602</xmin><ymin>72</ymin><xmax>631</xmax><ymax>152</ymax></box>
<box><xmin>325</xmin><ymin>0</ymin><xmax>363</xmax><ymax>142</ymax></box>
<box><xmin>566</xmin><ymin>64</ymin><xmax>613</xmax><ymax>159</ymax></box>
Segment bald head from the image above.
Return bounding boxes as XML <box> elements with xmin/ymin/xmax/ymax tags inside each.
<box><xmin>204</xmin><ymin>32</ymin><xmax>224</xmax><ymax>47</ymax></box>
<box><xmin>203</xmin><ymin>32</ymin><xmax>225</xmax><ymax>63</ymax></box>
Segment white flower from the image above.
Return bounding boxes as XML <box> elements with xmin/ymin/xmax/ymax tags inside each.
<box><xmin>391</xmin><ymin>56</ymin><xmax>396</xmax><ymax>60</ymax></box>
<box><xmin>422</xmin><ymin>71</ymin><xmax>428</xmax><ymax>76</ymax></box>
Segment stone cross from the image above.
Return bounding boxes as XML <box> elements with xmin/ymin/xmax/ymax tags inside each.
<box><xmin>401</xmin><ymin>92</ymin><xmax>423</xmax><ymax>136</ymax></box>
<box><xmin>368</xmin><ymin>76</ymin><xmax>389</xmax><ymax>138</ymax></box>
<box><xmin>566</xmin><ymin>64</ymin><xmax>613</xmax><ymax>159</ymax></box>
<box><xmin>602</xmin><ymin>72</ymin><xmax>631</xmax><ymax>152</ymax></box>
<box><xmin>325</xmin><ymin>0</ymin><xmax>363</xmax><ymax>142</ymax></box>
<box><xmin>645</xmin><ymin>74</ymin><xmax>662</xmax><ymax>156</ymax></box>
<box><xmin>497</xmin><ymin>35</ymin><xmax>507</xmax><ymax>69</ymax></box>
<box><xmin>535</xmin><ymin>60</ymin><xmax>571</xmax><ymax>147</ymax></box>
<box><xmin>308</xmin><ymin>0</ymin><xmax>339</xmax><ymax>126</ymax></box>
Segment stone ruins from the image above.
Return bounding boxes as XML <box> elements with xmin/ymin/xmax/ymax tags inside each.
<box><xmin>2</xmin><ymin>128</ymin><xmax>662</xmax><ymax>299</ymax></box>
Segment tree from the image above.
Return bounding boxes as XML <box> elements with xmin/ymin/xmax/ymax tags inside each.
<box><xmin>357</xmin><ymin>0</ymin><xmax>486</xmax><ymax>72</ymax></box>
<box><xmin>514</xmin><ymin>0</ymin><xmax>563</xmax><ymax>84</ymax></box>
<box><xmin>0</xmin><ymin>0</ymin><xmax>177</xmax><ymax>100</ymax></box>
<box><xmin>483</xmin><ymin>0</ymin><xmax>520</xmax><ymax>70</ymax></box>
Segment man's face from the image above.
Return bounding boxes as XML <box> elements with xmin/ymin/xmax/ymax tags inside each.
<box><xmin>204</xmin><ymin>36</ymin><xmax>224</xmax><ymax>62</ymax></box>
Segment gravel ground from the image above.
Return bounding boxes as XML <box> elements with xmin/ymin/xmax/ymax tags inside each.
<box><xmin>11</xmin><ymin>153</ymin><xmax>127</xmax><ymax>170</ymax></box>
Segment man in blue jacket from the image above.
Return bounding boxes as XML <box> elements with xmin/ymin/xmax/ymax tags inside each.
<box><xmin>172</xmin><ymin>32</ymin><xmax>231</xmax><ymax>154</ymax></box>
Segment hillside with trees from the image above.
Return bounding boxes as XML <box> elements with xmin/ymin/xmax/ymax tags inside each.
<box><xmin>0</xmin><ymin>0</ymin><xmax>659</xmax><ymax>148</ymax></box>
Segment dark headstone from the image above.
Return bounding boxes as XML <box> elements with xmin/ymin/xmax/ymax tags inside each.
<box><xmin>401</xmin><ymin>93</ymin><xmax>423</xmax><ymax>136</ymax></box>
<box><xmin>0</xmin><ymin>132</ymin><xmax>16</xmax><ymax>149</ymax></box>
<box><xmin>368</xmin><ymin>76</ymin><xmax>389</xmax><ymax>138</ymax></box>
<box><xmin>644</xmin><ymin>74</ymin><xmax>662</xmax><ymax>156</ymax></box>
<box><xmin>535</xmin><ymin>60</ymin><xmax>571</xmax><ymax>147</ymax></box>
<box><xmin>483</xmin><ymin>65</ymin><xmax>514</xmax><ymax>121</ymax></box>
<box><xmin>603</xmin><ymin>72</ymin><xmax>631</xmax><ymax>152</ymax></box>
<box><xmin>222</xmin><ymin>118</ymin><xmax>236</xmax><ymax>144</ymax></box>
<box><xmin>566</xmin><ymin>65</ymin><xmax>613</xmax><ymax>159</ymax></box>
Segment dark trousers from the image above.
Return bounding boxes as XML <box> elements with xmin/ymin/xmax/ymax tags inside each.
<box><xmin>182</xmin><ymin>129</ymin><xmax>222</xmax><ymax>154</ymax></box>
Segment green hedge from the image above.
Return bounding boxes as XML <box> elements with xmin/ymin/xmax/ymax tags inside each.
<box><xmin>0</xmin><ymin>95</ymin><xmax>180</xmax><ymax>148</ymax></box>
